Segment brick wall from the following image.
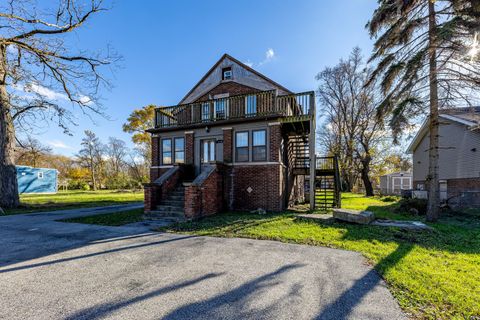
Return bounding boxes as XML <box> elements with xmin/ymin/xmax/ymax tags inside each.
<box><xmin>184</xmin><ymin>163</ymin><xmax>225</xmax><ymax>219</ymax></box>
<box><xmin>228</xmin><ymin>164</ymin><xmax>284</xmax><ymax>212</ymax></box>
<box><xmin>447</xmin><ymin>177</ymin><xmax>480</xmax><ymax>208</ymax></box>
<box><xmin>185</xmin><ymin>132</ymin><xmax>194</xmax><ymax>165</ymax></box>
<box><xmin>269</xmin><ymin>124</ymin><xmax>281</xmax><ymax>162</ymax></box>
<box><xmin>151</xmin><ymin>136</ymin><xmax>159</xmax><ymax>167</ymax></box>
<box><xmin>195</xmin><ymin>82</ymin><xmax>260</xmax><ymax>102</ymax></box>
<box><xmin>223</xmin><ymin>128</ymin><xmax>233</xmax><ymax>163</ymax></box>
<box><xmin>144</xmin><ymin>164</ymin><xmax>193</xmax><ymax>213</ymax></box>
<box><xmin>413</xmin><ymin>178</ymin><xmax>480</xmax><ymax>208</ymax></box>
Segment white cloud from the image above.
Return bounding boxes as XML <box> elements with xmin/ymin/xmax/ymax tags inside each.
<box><xmin>248</xmin><ymin>48</ymin><xmax>277</xmax><ymax>68</ymax></box>
<box><xmin>24</xmin><ymin>83</ymin><xmax>68</xmax><ymax>101</ymax></box>
<box><xmin>265</xmin><ymin>48</ymin><xmax>275</xmax><ymax>60</ymax></box>
<box><xmin>79</xmin><ymin>94</ymin><xmax>93</xmax><ymax>105</ymax></box>
<box><xmin>244</xmin><ymin>60</ymin><xmax>254</xmax><ymax>68</ymax></box>
<box><xmin>47</xmin><ymin>140</ymin><xmax>74</xmax><ymax>150</ymax></box>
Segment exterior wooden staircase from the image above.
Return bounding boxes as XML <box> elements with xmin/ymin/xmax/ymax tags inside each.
<box><xmin>314</xmin><ymin>156</ymin><xmax>341</xmax><ymax>210</ymax></box>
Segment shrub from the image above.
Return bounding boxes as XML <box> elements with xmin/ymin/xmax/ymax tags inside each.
<box><xmin>381</xmin><ymin>196</ymin><xmax>398</xmax><ymax>202</ymax></box>
<box><xmin>81</xmin><ymin>183</ymin><xmax>90</xmax><ymax>191</ymax></box>
<box><xmin>397</xmin><ymin>198</ymin><xmax>428</xmax><ymax>215</ymax></box>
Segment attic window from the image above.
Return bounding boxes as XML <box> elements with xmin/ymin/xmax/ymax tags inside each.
<box><xmin>222</xmin><ymin>67</ymin><xmax>232</xmax><ymax>80</ymax></box>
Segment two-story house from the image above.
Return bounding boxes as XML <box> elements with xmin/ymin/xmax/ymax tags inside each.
<box><xmin>144</xmin><ymin>54</ymin><xmax>325</xmax><ymax>219</ymax></box>
<box><xmin>407</xmin><ymin>107</ymin><xmax>480</xmax><ymax>207</ymax></box>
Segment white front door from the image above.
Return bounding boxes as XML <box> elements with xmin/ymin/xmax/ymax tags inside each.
<box><xmin>201</xmin><ymin>139</ymin><xmax>216</xmax><ymax>164</ymax></box>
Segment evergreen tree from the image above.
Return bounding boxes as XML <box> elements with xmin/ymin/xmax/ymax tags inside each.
<box><xmin>367</xmin><ymin>0</ymin><xmax>480</xmax><ymax>221</ymax></box>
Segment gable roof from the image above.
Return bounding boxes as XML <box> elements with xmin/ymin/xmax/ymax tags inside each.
<box><xmin>406</xmin><ymin>107</ymin><xmax>480</xmax><ymax>153</ymax></box>
<box><xmin>179</xmin><ymin>53</ymin><xmax>293</xmax><ymax>104</ymax></box>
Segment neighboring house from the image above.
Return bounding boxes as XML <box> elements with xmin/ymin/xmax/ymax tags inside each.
<box><xmin>379</xmin><ymin>172</ymin><xmax>412</xmax><ymax>195</ymax></box>
<box><xmin>144</xmin><ymin>54</ymin><xmax>321</xmax><ymax>219</ymax></box>
<box><xmin>16</xmin><ymin>166</ymin><xmax>58</xmax><ymax>194</ymax></box>
<box><xmin>407</xmin><ymin>107</ymin><xmax>480</xmax><ymax>207</ymax></box>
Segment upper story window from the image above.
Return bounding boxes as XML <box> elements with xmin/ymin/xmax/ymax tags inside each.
<box><xmin>235</xmin><ymin>131</ymin><xmax>249</xmax><ymax>162</ymax></box>
<box><xmin>201</xmin><ymin>102</ymin><xmax>210</xmax><ymax>122</ymax></box>
<box><xmin>245</xmin><ymin>95</ymin><xmax>257</xmax><ymax>116</ymax></box>
<box><xmin>174</xmin><ymin>137</ymin><xmax>185</xmax><ymax>164</ymax></box>
<box><xmin>252</xmin><ymin>130</ymin><xmax>267</xmax><ymax>161</ymax></box>
<box><xmin>214</xmin><ymin>99</ymin><xmax>229</xmax><ymax>119</ymax></box>
<box><xmin>162</xmin><ymin>138</ymin><xmax>172</xmax><ymax>165</ymax></box>
<box><xmin>222</xmin><ymin>67</ymin><xmax>232</xmax><ymax>80</ymax></box>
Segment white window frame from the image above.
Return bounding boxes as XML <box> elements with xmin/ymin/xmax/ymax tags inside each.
<box><xmin>252</xmin><ymin>129</ymin><xmax>267</xmax><ymax>162</ymax></box>
<box><xmin>37</xmin><ymin>171</ymin><xmax>44</xmax><ymax>179</ymax></box>
<box><xmin>222</xmin><ymin>68</ymin><xmax>232</xmax><ymax>80</ymax></box>
<box><xmin>201</xmin><ymin>102</ymin><xmax>210</xmax><ymax>122</ymax></box>
<box><xmin>245</xmin><ymin>94</ymin><xmax>257</xmax><ymax>116</ymax></box>
<box><xmin>162</xmin><ymin>138</ymin><xmax>172</xmax><ymax>165</ymax></box>
<box><xmin>214</xmin><ymin>99</ymin><xmax>229</xmax><ymax>120</ymax></box>
<box><xmin>174</xmin><ymin>137</ymin><xmax>185</xmax><ymax>164</ymax></box>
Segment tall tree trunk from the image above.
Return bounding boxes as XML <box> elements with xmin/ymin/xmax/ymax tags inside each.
<box><xmin>427</xmin><ymin>0</ymin><xmax>440</xmax><ymax>222</ymax></box>
<box><xmin>90</xmin><ymin>160</ymin><xmax>97</xmax><ymax>191</ymax></box>
<box><xmin>0</xmin><ymin>44</ymin><xmax>20</xmax><ymax>208</ymax></box>
<box><xmin>360</xmin><ymin>155</ymin><xmax>374</xmax><ymax>197</ymax></box>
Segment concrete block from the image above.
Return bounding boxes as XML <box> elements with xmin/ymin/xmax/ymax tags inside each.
<box><xmin>332</xmin><ymin>209</ymin><xmax>375</xmax><ymax>225</ymax></box>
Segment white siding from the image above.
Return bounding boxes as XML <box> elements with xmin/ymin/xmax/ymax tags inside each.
<box><xmin>413</xmin><ymin>120</ymin><xmax>480</xmax><ymax>181</ymax></box>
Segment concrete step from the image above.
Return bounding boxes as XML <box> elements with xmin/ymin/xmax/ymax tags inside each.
<box><xmin>144</xmin><ymin>213</ymin><xmax>185</xmax><ymax>222</ymax></box>
<box><xmin>169</xmin><ymin>191</ymin><xmax>185</xmax><ymax>197</ymax></box>
<box><xmin>167</xmin><ymin>195</ymin><xmax>184</xmax><ymax>201</ymax></box>
<box><xmin>152</xmin><ymin>208</ymin><xmax>185</xmax><ymax>217</ymax></box>
<box><xmin>160</xmin><ymin>200</ymin><xmax>184</xmax><ymax>206</ymax></box>
<box><xmin>156</xmin><ymin>205</ymin><xmax>184</xmax><ymax>212</ymax></box>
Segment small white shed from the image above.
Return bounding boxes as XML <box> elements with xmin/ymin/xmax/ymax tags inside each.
<box><xmin>379</xmin><ymin>172</ymin><xmax>413</xmax><ymax>195</ymax></box>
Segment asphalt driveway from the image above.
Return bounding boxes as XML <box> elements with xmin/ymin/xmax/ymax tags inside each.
<box><xmin>0</xmin><ymin>206</ymin><xmax>405</xmax><ymax>320</ymax></box>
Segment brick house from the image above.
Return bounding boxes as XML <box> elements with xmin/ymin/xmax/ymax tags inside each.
<box><xmin>407</xmin><ymin>107</ymin><xmax>480</xmax><ymax>207</ymax></box>
<box><xmin>144</xmin><ymin>54</ymin><xmax>317</xmax><ymax>219</ymax></box>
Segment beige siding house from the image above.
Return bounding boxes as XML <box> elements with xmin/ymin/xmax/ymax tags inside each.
<box><xmin>407</xmin><ymin>107</ymin><xmax>480</xmax><ymax>207</ymax></box>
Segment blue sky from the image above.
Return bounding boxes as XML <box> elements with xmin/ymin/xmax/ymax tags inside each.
<box><xmin>24</xmin><ymin>0</ymin><xmax>378</xmax><ymax>156</ymax></box>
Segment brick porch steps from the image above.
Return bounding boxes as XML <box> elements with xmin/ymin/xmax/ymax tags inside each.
<box><xmin>153</xmin><ymin>185</ymin><xmax>185</xmax><ymax>219</ymax></box>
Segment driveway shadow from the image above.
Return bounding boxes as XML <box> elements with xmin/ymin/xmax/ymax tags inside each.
<box><xmin>64</xmin><ymin>272</ymin><xmax>224</xmax><ymax>320</ymax></box>
<box><xmin>0</xmin><ymin>235</ymin><xmax>196</xmax><ymax>274</ymax></box>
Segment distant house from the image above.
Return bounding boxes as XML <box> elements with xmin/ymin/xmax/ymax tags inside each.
<box><xmin>379</xmin><ymin>172</ymin><xmax>412</xmax><ymax>195</ymax></box>
<box><xmin>16</xmin><ymin>166</ymin><xmax>58</xmax><ymax>194</ymax></box>
<box><xmin>407</xmin><ymin>107</ymin><xmax>480</xmax><ymax>207</ymax></box>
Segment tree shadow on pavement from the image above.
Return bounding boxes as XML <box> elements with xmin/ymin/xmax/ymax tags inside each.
<box><xmin>314</xmin><ymin>242</ymin><xmax>413</xmax><ymax>320</ymax></box>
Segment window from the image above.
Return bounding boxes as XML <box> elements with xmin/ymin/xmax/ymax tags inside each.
<box><xmin>202</xmin><ymin>140</ymin><xmax>216</xmax><ymax>163</ymax></box>
<box><xmin>214</xmin><ymin>99</ymin><xmax>229</xmax><ymax>119</ymax></box>
<box><xmin>174</xmin><ymin>137</ymin><xmax>185</xmax><ymax>163</ymax></box>
<box><xmin>236</xmin><ymin>131</ymin><xmax>249</xmax><ymax>162</ymax></box>
<box><xmin>162</xmin><ymin>139</ymin><xmax>172</xmax><ymax>165</ymax></box>
<box><xmin>222</xmin><ymin>67</ymin><xmax>232</xmax><ymax>80</ymax></box>
<box><xmin>201</xmin><ymin>102</ymin><xmax>210</xmax><ymax>122</ymax></box>
<box><xmin>37</xmin><ymin>171</ymin><xmax>44</xmax><ymax>179</ymax></box>
<box><xmin>252</xmin><ymin>130</ymin><xmax>267</xmax><ymax>161</ymax></box>
<box><xmin>245</xmin><ymin>95</ymin><xmax>257</xmax><ymax>116</ymax></box>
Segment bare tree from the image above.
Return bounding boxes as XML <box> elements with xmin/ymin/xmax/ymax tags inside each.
<box><xmin>317</xmin><ymin>47</ymin><xmax>385</xmax><ymax>195</ymax></box>
<box><xmin>106</xmin><ymin>137</ymin><xmax>127</xmax><ymax>175</ymax></box>
<box><xmin>367</xmin><ymin>0</ymin><xmax>480</xmax><ymax>221</ymax></box>
<box><xmin>0</xmin><ymin>0</ymin><xmax>117</xmax><ymax>208</ymax></box>
<box><xmin>16</xmin><ymin>135</ymin><xmax>52</xmax><ymax>167</ymax></box>
<box><xmin>77</xmin><ymin>130</ymin><xmax>104</xmax><ymax>190</ymax></box>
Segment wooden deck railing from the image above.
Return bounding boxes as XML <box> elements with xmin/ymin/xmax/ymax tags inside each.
<box><xmin>154</xmin><ymin>91</ymin><xmax>314</xmax><ymax>129</ymax></box>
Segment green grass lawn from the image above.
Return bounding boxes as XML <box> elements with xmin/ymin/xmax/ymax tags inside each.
<box><xmin>61</xmin><ymin>208</ymin><xmax>144</xmax><ymax>226</ymax></box>
<box><xmin>162</xmin><ymin>193</ymin><xmax>480</xmax><ymax>320</ymax></box>
<box><xmin>4</xmin><ymin>190</ymin><xmax>144</xmax><ymax>215</ymax></box>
